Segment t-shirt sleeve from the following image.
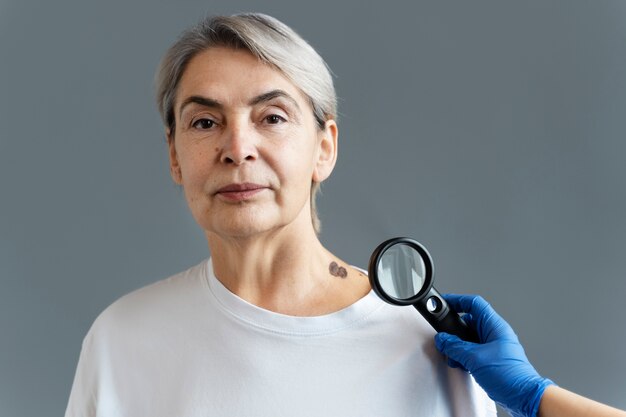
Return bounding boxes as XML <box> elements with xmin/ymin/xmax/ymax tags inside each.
<box><xmin>64</xmin><ymin>314</ymin><xmax>124</xmax><ymax>417</ymax></box>
<box><xmin>64</xmin><ymin>329</ymin><xmax>98</xmax><ymax>417</ymax></box>
<box><xmin>443</xmin><ymin>362</ymin><xmax>498</xmax><ymax>417</ymax></box>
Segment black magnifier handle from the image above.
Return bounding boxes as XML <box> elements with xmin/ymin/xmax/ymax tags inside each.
<box><xmin>413</xmin><ymin>288</ymin><xmax>479</xmax><ymax>343</ymax></box>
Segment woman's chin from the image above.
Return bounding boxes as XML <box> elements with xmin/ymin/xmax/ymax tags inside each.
<box><xmin>202</xmin><ymin>216</ymin><xmax>283</xmax><ymax>240</ymax></box>
<box><xmin>193</xmin><ymin>203</ymin><xmax>308</xmax><ymax>240</ymax></box>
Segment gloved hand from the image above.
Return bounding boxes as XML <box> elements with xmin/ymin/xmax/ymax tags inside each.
<box><xmin>434</xmin><ymin>294</ymin><xmax>555</xmax><ymax>417</ymax></box>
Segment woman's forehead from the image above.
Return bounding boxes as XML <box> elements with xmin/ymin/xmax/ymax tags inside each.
<box><xmin>175</xmin><ymin>47</ymin><xmax>310</xmax><ymax>111</ymax></box>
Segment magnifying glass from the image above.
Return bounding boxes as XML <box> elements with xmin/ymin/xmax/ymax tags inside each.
<box><xmin>368</xmin><ymin>237</ymin><xmax>478</xmax><ymax>343</ymax></box>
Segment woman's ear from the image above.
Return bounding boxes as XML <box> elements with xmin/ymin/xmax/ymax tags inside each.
<box><xmin>313</xmin><ymin>120</ymin><xmax>338</xmax><ymax>183</ymax></box>
<box><xmin>167</xmin><ymin>129</ymin><xmax>183</xmax><ymax>185</ymax></box>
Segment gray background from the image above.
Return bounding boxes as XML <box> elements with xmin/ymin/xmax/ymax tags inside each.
<box><xmin>1</xmin><ymin>0</ymin><xmax>625</xmax><ymax>416</ymax></box>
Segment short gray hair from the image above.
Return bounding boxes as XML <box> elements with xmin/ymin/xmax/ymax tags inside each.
<box><xmin>155</xmin><ymin>13</ymin><xmax>337</xmax><ymax>234</ymax></box>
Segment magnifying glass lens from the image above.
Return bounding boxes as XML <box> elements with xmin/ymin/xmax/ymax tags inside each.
<box><xmin>377</xmin><ymin>243</ymin><xmax>428</xmax><ymax>300</ymax></box>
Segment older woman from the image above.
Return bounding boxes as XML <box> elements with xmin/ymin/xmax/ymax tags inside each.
<box><xmin>65</xmin><ymin>13</ymin><xmax>496</xmax><ymax>417</ymax></box>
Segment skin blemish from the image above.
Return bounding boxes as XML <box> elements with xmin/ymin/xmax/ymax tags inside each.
<box><xmin>329</xmin><ymin>261</ymin><xmax>348</xmax><ymax>278</ymax></box>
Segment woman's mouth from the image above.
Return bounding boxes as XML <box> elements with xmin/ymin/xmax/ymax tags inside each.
<box><xmin>216</xmin><ymin>183</ymin><xmax>268</xmax><ymax>202</ymax></box>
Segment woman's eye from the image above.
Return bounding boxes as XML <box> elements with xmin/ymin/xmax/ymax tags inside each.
<box><xmin>192</xmin><ymin>118</ymin><xmax>215</xmax><ymax>129</ymax></box>
<box><xmin>265</xmin><ymin>114</ymin><xmax>286</xmax><ymax>124</ymax></box>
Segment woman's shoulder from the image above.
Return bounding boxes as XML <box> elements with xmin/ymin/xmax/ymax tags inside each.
<box><xmin>87</xmin><ymin>259</ymin><xmax>209</xmax><ymax>339</ymax></box>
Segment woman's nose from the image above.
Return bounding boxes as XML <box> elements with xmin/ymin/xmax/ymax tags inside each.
<box><xmin>220</xmin><ymin>121</ymin><xmax>258</xmax><ymax>165</ymax></box>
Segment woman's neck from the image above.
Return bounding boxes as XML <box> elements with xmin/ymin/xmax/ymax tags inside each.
<box><xmin>205</xmin><ymin>222</ymin><xmax>370</xmax><ymax>316</ymax></box>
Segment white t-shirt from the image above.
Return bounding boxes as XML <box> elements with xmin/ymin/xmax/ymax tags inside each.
<box><xmin>65</xmin><ymin>259</ymin><xmax>496</xmax><ymax>417</ymax></box>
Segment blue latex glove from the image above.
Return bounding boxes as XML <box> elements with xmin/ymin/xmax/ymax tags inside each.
<box><xmin>434</xmin><ymin>294</ymin><xmax>555</xmax><ymax>417</ymax></box>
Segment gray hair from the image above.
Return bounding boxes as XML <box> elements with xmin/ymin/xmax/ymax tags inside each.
<box><xmin>155</xmin><ymin>13</ymin><xmax>337</xmax><ymax>234</ymax></box>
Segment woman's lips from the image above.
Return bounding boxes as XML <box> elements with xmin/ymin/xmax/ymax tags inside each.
<box><xmin>216</xmin><ymin>183</ymin><xmax>268</xmax><ymax>202</ymax></box>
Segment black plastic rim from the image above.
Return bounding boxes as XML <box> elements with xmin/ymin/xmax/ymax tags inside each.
<box><xmin>368</xmin><ymin>237</ymin><xmax>435</xmax><ymax>306</ymax></box>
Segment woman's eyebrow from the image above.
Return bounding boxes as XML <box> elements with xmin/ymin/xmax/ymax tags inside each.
<box><xmin>249</xmin><ymin>89</ymin><xmax>301</xmax><ymax>112</ymax></box>
<box><xmin>179</xmin><ymin>96</ymin><xmax>223</xmax><ymax>119</ymax></box>
<box><xmin>178</xmin><ymin>89</ymin><xmax>301</xmax><ymax>119</ymax></box>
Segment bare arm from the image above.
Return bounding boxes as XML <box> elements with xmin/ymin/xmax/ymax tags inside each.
<box><xmin>538</xmin><ymin>385</ymin><xmax>626</xmax><ymax>417</ymax></box>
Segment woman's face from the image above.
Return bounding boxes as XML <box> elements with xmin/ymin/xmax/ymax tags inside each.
<box><xmin>168</xmin><ymin>47</ymin><xmax>337</xmax><ymax>239</ymax></box>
